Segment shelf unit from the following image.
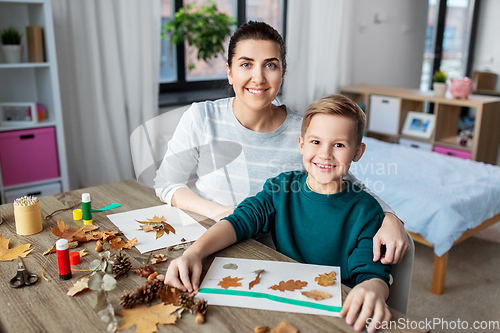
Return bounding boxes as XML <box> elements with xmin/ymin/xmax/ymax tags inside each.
<box><xmin>339</xmin><ymin>84</ymin><xmax>500</xmax><ymax>165</ymax></box>
<box><xmin>0</xmin><ymin>0</ymin><xmax>68</xmax><ymax>203</ymax></box>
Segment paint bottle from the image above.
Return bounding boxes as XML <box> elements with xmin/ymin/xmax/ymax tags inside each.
<box><xmin>56</xmin><ymin>239</ymin><xmax>72</xmax><ymax>280</ymax></box>
<box><xmin>82</xmin><ymin>193</ymin><xmax>92</xmax><ymax>225</ymax></box>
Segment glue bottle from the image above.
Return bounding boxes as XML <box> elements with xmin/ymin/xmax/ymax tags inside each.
<box><xmin>82</xmin><ymin>193</ymin><xmax>92</xmax><ymax>225</ymax></box>
<box><xmin>56</xmin><ymin>239</ymin><xmax>72</xmax><ymax>280</ymax></box>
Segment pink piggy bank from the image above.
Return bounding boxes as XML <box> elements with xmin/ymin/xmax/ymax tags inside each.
<box><xmin>449</xmin><ymin>77</ymin><xmax>473</xmax><ymax>99</ymax></box>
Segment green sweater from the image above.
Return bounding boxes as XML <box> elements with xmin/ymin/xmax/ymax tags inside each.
<box><xmin>225</xmin><ymin>171</ymin><xmax>391</xmax><ymax>287</ymax></box>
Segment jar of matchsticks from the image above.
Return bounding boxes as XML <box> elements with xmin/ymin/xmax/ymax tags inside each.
<box><xmin>13</xmin><ymin>196</ymin><xmax>43</xmax><ymax>235</ymax></box>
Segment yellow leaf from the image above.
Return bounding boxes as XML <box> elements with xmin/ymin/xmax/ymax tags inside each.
<box><xmin>0</xmin><ymin>233</ymin><xmax>32</xmax><ymax>261</ymax></box>
<box><xmin>116</xmin><ymin>303</ymin><xmax>179</xmax><ymax>333</ymax></box>
<box><xmin>67</xmin><ymin>277</ymin><xmax>89</xmax><ymax>296</ymax></box>
<box><xmin>301</xmin><ymin>289</ymin><xmax>332</xmax><ymax>301</ymax></box>
<box><xmin>143</xmin><ymin>225</ymin><xmax>155</xmax><ymax>233</ymax></box>
<box><xmin>136</xmin><ymin>215</ymin><xmax>167</xmax><ymax>225</ymax></box>
<box><xmin>314</xmin><ymin>271</ymin><xmax>336</xmax><ymax>287</ymax></box>
<box><xmin>78</xmin><ymin>249</ymin><xmax>88</xmax><ymax>258</ymax></box>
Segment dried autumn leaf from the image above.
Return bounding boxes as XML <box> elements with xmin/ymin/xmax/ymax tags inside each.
<box><xmin>155</xmin><ymin>229</ymin><xmax>165</xmax><ymax>239</ymax></box>
<box><xmin>67</xmin><ymin>277</ymin><xmax>89</xmax><ymax>296</ymax></box>
<box><xmin>314</xmin><ymin>271</ymin><xmax>336</xmax><ymax>286</ymax></box>
<box><xmin>0</xmin><ymin>233</ymin><xmax>32</xmax><ymax>261</ymax></box>
<box><xmin>222</xmin><ymin>263</ymin><xmax>238</xmax><ymax>270</ymax></box>
<box><xmin>136</xmin><ymin>215</ymin><xmax>167</xmax><ymax>224</ymax></box>
<box><xmin>270</xmin><ymin>321</ymin><xmax>298</xmax><ymax>333</ymax></box>
<box><xmin>249</xmin><ymin>269</ymin><xmax>265</xmax><ymax>290</ymax></box>
<box><xmin>158</xmin><ymin>286</ymin><xmax>182</xmax><ymax>305</ymax></box>
<box><xmin>79</xmin><ymin>249</ymin><xmax>88</xmax><ymax>258</ymax></box>
<box><xmin>143</xmin><ymin>225</ymin><xmax>155</xmax><ymax>233</ymax></box>
<box><xmin>270</xmin><ymin>280</ymin><xmax>307</xmax><ymax>292</ymax></box>
<box><xmin>217</xmin><ymin>276</ymin><xmax>243</xmax><ymax>289</ymax></box>
<box><xmin>151</xmin><ymin>253</ymin><xmax>169</xmax><ymax>265</ymax></box>
<box><xmin>51</xmin><ymin>219</ymin><xmax>86</xmax><ymax>243</ymax></box>
<box><xmin>111</xmin><ymin>237</ymin><xmax>138</xmax><ymax>251</ymax></box>
<box><xmin>116</xmin><ymin>303</ymin><xmax>179</xmax><ymax>333</ymax></box>
<box><xmin>301</xmin><ymin>289</ymin><xmax>332</xmax><ymax>301</ymax></box>
<box><xmin>161</xmin><ymin>222</ymin><xmax>176</xmax><ymax>235</ymax></box>
<box><xmin>123</xmin><ymin>237</ymin><xmax>138</xmax><ymax>250</ymax></box>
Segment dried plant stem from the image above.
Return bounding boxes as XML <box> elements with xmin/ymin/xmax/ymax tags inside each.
<box><xmin>44</xmin><ymin>202</ymin><xmax>80</xmax><ymax>220</ymax></box>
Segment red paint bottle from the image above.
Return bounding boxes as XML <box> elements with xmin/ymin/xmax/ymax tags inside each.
<box><xmin>56</xmin><ymin>239</ymin><xmax>72</xmax><ymax>280</ymax></box>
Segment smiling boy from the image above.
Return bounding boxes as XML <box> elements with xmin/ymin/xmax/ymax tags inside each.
<box><xmin>165</xmin><ymin>94</ymin><xmax>392</xmax><ymax>332</ymax></box>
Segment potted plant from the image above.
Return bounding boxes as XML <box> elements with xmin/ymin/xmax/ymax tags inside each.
<box><xmin>163</xmin><ymin>2</ymin><xmax>236</xmax><ymax>70</ymax></box>
<box><xmin>433</xmin><ymin>70</ymin><xmax>448</xmax><ymax>97</ymax></box>
<box><xmin>1</xmin><ymin>25</ymin><xmax>23</xmax><ymax>63</ymax></box>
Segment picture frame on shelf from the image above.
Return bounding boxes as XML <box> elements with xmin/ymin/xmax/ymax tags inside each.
<box><xmin>0</xmin><ymin>103</ymin><xmax>38</xmax><ymax>126</ymax></box>
<box><xmin>401</xmin><ymin>111</ymin><xmax>436</xmax><ymax>139</ymax></box>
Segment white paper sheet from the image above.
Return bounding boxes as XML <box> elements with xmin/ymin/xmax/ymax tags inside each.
<box><xmin>106</xmin><ymin>205</ymin><xmax>207</xmax><ymax>253</ymax></box>
<box><xmin>198</xmin><ymin>257</ymin><xmax>342</xmax><ymax>317</ymax></box>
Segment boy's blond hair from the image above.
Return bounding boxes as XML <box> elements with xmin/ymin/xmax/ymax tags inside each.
<box><xmin>301</xmin><ymin>94</ymin><xmax>366</xmax><ymax>146</ymax></box>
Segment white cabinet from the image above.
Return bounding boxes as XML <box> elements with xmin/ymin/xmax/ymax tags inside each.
<box><xmin>0</xmin><ymin>0</ymin><xmax>68</xmax><ymax>203</ymax></box>
<box><xmin>367</xmin><ymin>95</ymin><xmax>401</xmax><ymax>135</ymax></box>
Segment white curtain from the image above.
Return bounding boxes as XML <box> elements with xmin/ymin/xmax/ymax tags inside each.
<box><xmin>282</xmin><ymin>0</ymin><xmax>354</xmax><ymax>114</ymax></box>
<box><xmin>51</xmin><ymin>0</ymin><xmax>161</xmax><ymax>189</ymax></box>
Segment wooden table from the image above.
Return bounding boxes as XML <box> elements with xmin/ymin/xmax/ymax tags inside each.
<box><xmin>0</xmin><ymin>180</ymin><xmax>429</xmax><ymax>333</ymax></box>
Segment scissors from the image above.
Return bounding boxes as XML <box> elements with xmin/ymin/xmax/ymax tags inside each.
<box><xmin>9</xmin><ymin>257</ymin><xmax>38</xmax><ymax>288</ymax></box>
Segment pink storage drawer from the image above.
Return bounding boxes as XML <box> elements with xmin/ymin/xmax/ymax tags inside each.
<box><xmin>0</xmin><ymin>127</ymin><xmax>60</xmax><ymax>186</ymax></box>
<box><xmin>433</xmin><ymin>145</ymin><xmax>472</xmax><ymax>160</ymax></box>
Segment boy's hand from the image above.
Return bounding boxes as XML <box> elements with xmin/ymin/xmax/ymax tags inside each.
<box><xmin>340</xmin><ymin>279</ymin><xmax>391</xmax><ymax>333</ymax></box>
<box><xmin>164</xmin><ymin>253</ymin><xmax>202</xmax><ymax>292</ymax></box>
<box><xmin>373</xmin><ymin>213</ymin><xmax>410</xmax><ymax>264</ymax></box>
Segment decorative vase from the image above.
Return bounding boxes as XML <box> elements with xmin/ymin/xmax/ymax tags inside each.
<box><xmin>433</xmin><ymin>82</ymin><xmax>447</xmax><ymax>97</ymax></box>
<box><xmin>1</xmin><ymin>45</ymin><xmax>23</xmax><ymax>63</ymax></box>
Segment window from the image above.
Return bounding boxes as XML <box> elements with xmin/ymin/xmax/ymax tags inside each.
<box><xmin>160</xmin><ymin>0</ymin><xmax>286</xmax><ymax>95</ymax></box>
<box><xmin>420</xmin><ymin>0</ymin><xmax>480</xmax><ymax>91</ymax></box>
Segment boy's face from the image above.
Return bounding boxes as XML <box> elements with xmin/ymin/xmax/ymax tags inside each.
<box><xmin>298</xmin><ymin>113</ymin><xmax>365</xmax><ymax>194</ymax></box>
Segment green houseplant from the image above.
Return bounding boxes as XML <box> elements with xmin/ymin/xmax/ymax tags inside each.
<box><xmin>433</xmin><ymin>70</ymin><xmax>448</xmax><ymax>97</ymax></box>
<box><xmin>163</xmin><ymin>2</ymin><xmax>236</xmax><ymax>70</ymax></box>
<box><xmin>1</xmin><ymin>25</ymin><xmax>23</xmax><ymax>63</ymax></box>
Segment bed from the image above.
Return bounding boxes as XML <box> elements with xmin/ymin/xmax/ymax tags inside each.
<box><xmin>351</xmin><ymin>137</ymin><xmax>500</xmax><ymax>295</ymax></box>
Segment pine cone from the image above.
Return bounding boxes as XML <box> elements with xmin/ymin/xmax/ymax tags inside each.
<box><xmin>113</xmin><ymin>253</ymin><xmax>132</xmax><ymax>276</ymax></box>
<box><xmin>119</xmin><ymin>291</ymin><xmax>136</xmax><ymax>309</ymax></box>
<box><xmin>135</xmin><ymin>282</ymin><xmax>157</xmax><ymax>305</ymax></box>
<box><xmin>192</xmin><ymin>299</ymin><xmax>208</xmax><ymax>315</ymax></box>
<box><xmin>178</xmin><ymin>291</ymin><xmax>196</xmax><ymax>309</ymax></box>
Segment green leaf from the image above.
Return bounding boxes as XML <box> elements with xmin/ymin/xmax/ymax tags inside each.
<box><xmin>102</xmin><ymin>274</ymin><xmax>117</xmax><ymax>291</ymax></box>
<box><xmin>89</xmin><ymin>271</ymin><xmax>104</xmax><ymax>290</ymax></box>
<box><xmin>89</xmin><ymin>259</ymin><xmax>101</xmax><ymax>272</ymax></box>
<box><xmin>94</xmin><ymin>289</ymin><xmax>108</xmax><ymax>312</ymax></box>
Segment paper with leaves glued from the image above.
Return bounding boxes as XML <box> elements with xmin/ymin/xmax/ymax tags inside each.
<box><xmin>106</xmin><ymin>205</ymin><xmax>206</xmax><ymax>253</ymax></box>
<box><xmin>198</xmin><ymin>257</ymin><xmax>342</xmax><ymax>317</ymax></box>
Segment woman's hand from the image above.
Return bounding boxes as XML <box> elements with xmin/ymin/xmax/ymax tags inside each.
<box><xmin>373</xmin><ymin>213</ymin><xmax>410</xmax><ymax>264</ymax></box>
<box><xmin>340</xmin><ymin>279</ymin><xmax>391</xmax><ymax>332</ymax></box>
<box><xmin>164</xmin><ymin>252</ymin><xmax>202</xmax><ymax>292</ymax></box>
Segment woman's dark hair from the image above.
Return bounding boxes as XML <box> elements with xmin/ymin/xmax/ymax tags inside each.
<box><xmin>227</xmin><ymin>21</ymin><xmax>287</xmax><ymax>76</ymax></box>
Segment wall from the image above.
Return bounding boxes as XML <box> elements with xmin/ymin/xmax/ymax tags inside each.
<box><xmin>472</xmin><ymin>0</ymin><xmax>500</xmax><ymax>91</ymax></box>
<box><xmin>350</xmin><ymin>0</ymin><xmax>428</xmax><ymax>88</ymax></box>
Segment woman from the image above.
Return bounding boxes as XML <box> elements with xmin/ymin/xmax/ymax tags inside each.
<box><xmin>154</xmin><ymin>21</ymin><xmax>409</xmax><ymax>264</ymax></box>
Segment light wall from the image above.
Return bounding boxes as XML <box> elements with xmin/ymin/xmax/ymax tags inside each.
<box><xmin>472</xmin><ymin>0</ymin><xmax>500</xmax><ymax>91</ymax></box>
<box><xmin>350</xmin><ymin>0</ymin><xmax>428</xmax><ymax>89</ymax></box>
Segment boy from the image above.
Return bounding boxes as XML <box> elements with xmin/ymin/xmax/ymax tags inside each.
<box><xmin>165</xmin><ymin>94</ymin><xmax>391</xmax><ymax>332</ymax></box>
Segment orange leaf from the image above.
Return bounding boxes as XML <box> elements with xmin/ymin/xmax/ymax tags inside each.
<box><xmin>270</xmin><ymin>280</ymin><xmax>307</xmax><ymax>292</ymax></box>
<box><xmin>301</xmin><ymin>289</ymin><xmax>332</xmax><ymax>301</ymax></box>
<box><xmin>249</xmin><ymin>269</ymin><xmax>265</xmax><ymax>290</ymax></box>
<box><xmin>158</xmin><ymin>286</ymin><xmax>182</xmax><ymax>305</ymax></box>
<box><xmin>155</xmin><ymin>229</ymin><xmax>165</xmax><ymax>239</ymax></box>
<box><xmin>314</xmin><ymin>271</ymin><xmax>336</xmax><ymax>286</ymax></box>
<box><xmin>136</xmin><ymin>215</ymin><xmax>167</xmax><ymax>225</ymax></box>
<box><xmin>0</xmin><ymin>233</ymin><xmax>32</xmax><ymax>261</ymax></box>
<box><xmin>217</xmin><ymin>276</ymin><xmax>243</xmax><ymax>289</ymax></box>
<box><xmin>116</xmin><ymin>303</ymin><xmax>179</xmax><ymax>333</ymax></box>
<box><xmin>143</xmin><ymin>225</ymin><xmax>155</xmax><ymax>233</ymax></box>
<box><xmin>270</xmin><ymin>321</ymin><xmax>298</xmax><ymax>333</ymax></box>
<box><xmin>123</xmin><ymin>238</ymin><xmax>138</xmax><ymax>250</ymax></box>
<box><xmin>67</xmin><ymin>277</ymin><xmax>89</xmax><ymax>296</ymax></box>
<box><xmin>51</xmin><ymin>219</ymin><xmax>86</xmax><ymax>243</ymax></box>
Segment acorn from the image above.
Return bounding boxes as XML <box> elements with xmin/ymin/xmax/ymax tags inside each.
<box><xmin>195</xmin><ymin>313</ymin><xmax>205</xmax><ymax>324</ymax></box>
<box><xmin>142</xmin><ymin>265</ymin><xmax>154</xmax><ymax>278</ymax></box>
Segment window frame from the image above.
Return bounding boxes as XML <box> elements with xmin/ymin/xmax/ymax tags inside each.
<box><xmin>159</xmin><ymin>0</ymin><xmax>288</xmax><ymax>95</ymax></box>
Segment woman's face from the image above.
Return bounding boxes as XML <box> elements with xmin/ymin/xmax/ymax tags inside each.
<box><xmin>227</xmin><ymin>39</ymin><xmax>283</xmax><ymax>113</ymax></box>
